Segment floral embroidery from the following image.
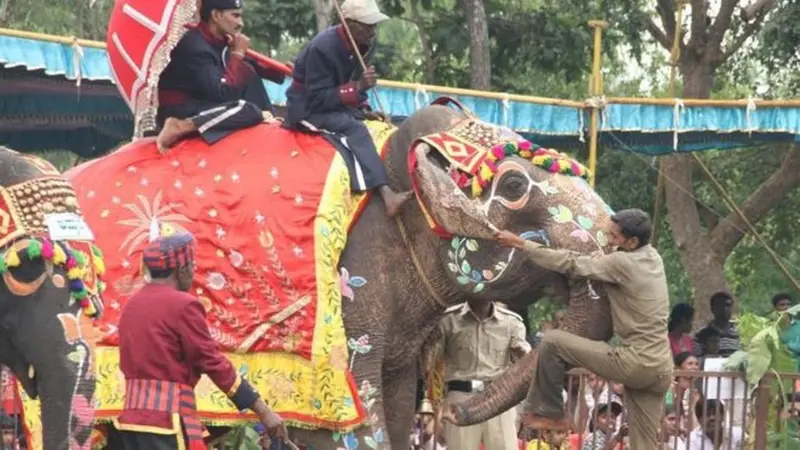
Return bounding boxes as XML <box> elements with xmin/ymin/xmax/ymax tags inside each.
<box><xmin>548</xmin><ymin>204</ymin><xmax>607</xmax><ymax>250</ymax></box>
<box><xmin>446</xmin><ymin>237</ymin><xmax>512</xmax><ymax>292</ymax></box>
<box><xmin>340</xmin><ymin>267</ymin><xmax>367</xmax><ymax>301</ymax></box>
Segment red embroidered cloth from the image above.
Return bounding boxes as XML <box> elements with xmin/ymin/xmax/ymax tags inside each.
<box><xmin>66</xmin><ymin>126</ymin><xmax>341</xmax><ymax>358</ymax></box>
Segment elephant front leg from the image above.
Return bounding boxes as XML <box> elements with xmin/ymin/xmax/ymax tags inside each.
<box><xmin>382</xmin><ymin>365</ymin><xmax>420</xmax><ymax>449</ymax></box>
<box><xmin>290</xmin><ymin>333</ymin><xmax>391</xmax><ymax>449</ymax></box>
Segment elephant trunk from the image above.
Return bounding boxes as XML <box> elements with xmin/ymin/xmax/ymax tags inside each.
<box><xmin>35</xmin><ymin>335</ymin><xmax>96</xmax><ymax>449</ymax></box>
<box><xmin>449</xmin><ymin>281</ymin><xmax>613</xmax><ymax>426</ymax></box>
<box><xmin>451</xmin><ymin>350</ymin><xmax>539</xmax><ymax>425</ymax></box>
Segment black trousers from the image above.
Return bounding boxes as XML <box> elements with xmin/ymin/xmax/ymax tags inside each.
<box><xmin>156</xmin><ymin>76</ymin><xmax>272</xmax><ymax>145</ymax></box>
<box><xmin>300</xmin><ymin>111</ymin><xmax>388</xmax><ymax>192</ymax></box>
<box><xmin>106</xmin><ymin>429</ymin><xmax>183</xmax><ymax>450</ymax></box>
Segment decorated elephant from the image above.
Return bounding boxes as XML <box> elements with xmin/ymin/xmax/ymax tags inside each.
<box><xmin>0</xmin><ymin>147</ymin><xmax>106</xmax><ymax>450</ymax></box>
<box><xmin>65</xmin><ymin>100</ymin><xmax>616</xmax><ymax>449</ymax></box>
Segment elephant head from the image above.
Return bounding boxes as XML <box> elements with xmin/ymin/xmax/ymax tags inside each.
<box><xmin>385</xmin><ymin>106</ymin><xmax>616</xmax><ymax>421</ymax></box>
<box><xmin>0</xmin><ymin>147</ymin><xmax>104</xmax><ymax>449</ymax></box>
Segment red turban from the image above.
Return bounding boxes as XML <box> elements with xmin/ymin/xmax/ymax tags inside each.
<box><xmin>142</xmin><ymin>232</ymin><xmax>195</xmax><ymax>271</ymax></box>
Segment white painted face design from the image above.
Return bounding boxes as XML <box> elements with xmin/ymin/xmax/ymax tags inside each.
<box><xmin>484</xmin><ymin>160</ymin><xmax>535</xmax><ymax>211</ymax></box>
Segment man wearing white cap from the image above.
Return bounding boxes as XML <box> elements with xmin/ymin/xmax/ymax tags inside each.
<box><xmin>284</xmin><ymin>0</ymin><xmax>413</xmax><ymax>218</ymax></box>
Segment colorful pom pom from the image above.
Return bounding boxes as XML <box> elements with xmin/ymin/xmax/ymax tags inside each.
<box><xmin>73</xmin><ymin>251</ymin><xmax>87</xmax><ymax>267</ymax></box>
<box><xmin>4</xmin><ymin>250</ymin><xmax>20</xmax><ymax>268</ymax></box>
<box><xmin>94</xmin><ymin>258</ymin><xmax>106</xmax><ymax>276</ymax></box>
<box><xmin>26</xmin><ymin>239</ymin><xmax>43</xmax><ymax>259</ymax></box>
<box><xmin>53</xmin><ymin>245</ymin><xmax>67</xmax><ymax>265</ymax></box>
<box><xmin>67</xmin><ymin>267</ymin><xmax>85</xmax><ymax>280</ymax></box>
<box><xmin>69</xmin><ymin>279</ymin><xmax>84</xmax><ymax>291</ymax></box>
<box><xmin>41</xmin><ymin>239</ymin><xmax>54</xmax><ymax>259</ymax></box>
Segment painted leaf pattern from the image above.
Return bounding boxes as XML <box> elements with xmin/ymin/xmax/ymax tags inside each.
<box><xmin>548</xmin><ymin>205</ymin><xmax>573</xmax><ymax>223</ymax></box>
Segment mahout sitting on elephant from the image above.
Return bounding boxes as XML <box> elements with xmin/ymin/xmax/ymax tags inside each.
<box><xmin>0</xmin><ymin>147</ymin><xmax>106</xmax><ymax>450</ymax></box>
<box><xmin>66</xmin><ymin>99</ymin><xmax>619</xmax><ymax>449</ymax></box>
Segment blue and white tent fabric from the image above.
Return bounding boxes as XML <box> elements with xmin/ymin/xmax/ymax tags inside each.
<box><xmin>1</xmin><ymin>30</ymin><xmax>799</xmax><ymax>157</ymax></box>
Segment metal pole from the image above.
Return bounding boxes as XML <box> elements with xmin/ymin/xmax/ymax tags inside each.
<box><xmin>586</xmin><ymin>20</ymin><xmax>608</xmax><ymax>188</ymax></box>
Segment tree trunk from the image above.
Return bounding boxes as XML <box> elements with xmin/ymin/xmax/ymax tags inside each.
<box><xmin>663</xmin><ymin>62</ymin><xmax>724</xmax><ymax>326</ymax></box>
<box><xmin>461</xmin><ymin>0</ymin><xmax>491</xmax><ymax>89</ymax></box>
<box><xmin>312</xmin><ymin>0</ymin><xmax>332</xmax><ymax>33</ymax></box>
<box><xmin>408</xmin><ymin>0</ymin><xmax>435</xmax><ymax>84</ymax></box>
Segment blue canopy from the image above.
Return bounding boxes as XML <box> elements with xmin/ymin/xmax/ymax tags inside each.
<box><xmin>1</xmin><ymin>30</ymin><xmax>798</xmax><ymax>157</ymax></box>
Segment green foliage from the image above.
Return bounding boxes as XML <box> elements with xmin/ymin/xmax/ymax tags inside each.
<box><xmin>216</xmin><ymin>426</ymin><xmax>263</xmax><ymax>450</ymax></box>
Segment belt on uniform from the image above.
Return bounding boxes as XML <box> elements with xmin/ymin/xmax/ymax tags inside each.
<box><xmin>447</xmin><ymin>379</ymin><xmax>491</xmax><ymax>393</ymax></box>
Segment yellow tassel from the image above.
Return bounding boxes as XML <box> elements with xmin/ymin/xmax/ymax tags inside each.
<box><xmin>53</xmin><ymin>245</ymin><xmax>67</xmax><ymax>265</ymax></box>
<box><xmin>558</xmin><ymin>159</ymin><xmax>569</xmax><ymax>171</ymax></box>
<box><xmin>519</xmin><ymin>150</ymin><xmax>533</xmax><ymax>159</ymax></box>
<box><xmin>84</xmin><ymin>302</ymin><xmax>97</xmax><ymax>317</ymax></box>
<box><xmin>4</xmin><ymin>251</ymin><xmax>20</xmax><ymax>268</ymax></box>
<box><xmin>94</xmin><ymin>258</ymin><xmax>106</xmax><ymax>276</ymax></box>
<box><xmin>479</xmin><ymin>164</ymin><xmax>494</xmax><ymax>181</ymax></box>
<box><xmin>532</xmin><ymin>155</ymin><xmax>546</xmax><ymax>166</ymax></box>
<box><xmin>67</xmin><ymin>267</ymin><xmax>85</xmax><ymax>280</ymax></box>
<box><xmin>471</xmin><ymin>179</ymin><xmax>482</xmax><ymax>198</ymax></box>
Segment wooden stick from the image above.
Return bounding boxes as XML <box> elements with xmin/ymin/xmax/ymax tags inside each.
<box><xmin>329</xmin><ymin>0</ymin><xmax>388</xmax><ymax>116</ymax></box>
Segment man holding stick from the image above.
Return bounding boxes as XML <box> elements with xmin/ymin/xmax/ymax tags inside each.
<box><xmin>284</xmin><ymin>0</ymin><xmax>413</xmax><ymax>217</ymax></box>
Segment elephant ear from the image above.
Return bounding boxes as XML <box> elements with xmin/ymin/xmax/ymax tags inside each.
<box><xmin>411</xmin><ymin>143</ymin><xmax>497</xmax><ymax>240</ymax></box>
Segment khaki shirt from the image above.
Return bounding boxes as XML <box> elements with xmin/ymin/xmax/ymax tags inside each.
<box><xmin>439</xmin><ymin>302</ymin><xmax>531</xmax><ymax>381</ymax></box>
<box><xmin>522</xmin><ymin>242</ymin><xmax>672</xmax><ymax>370</ymax></box>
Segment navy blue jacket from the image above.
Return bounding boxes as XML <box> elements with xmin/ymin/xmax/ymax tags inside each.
<box><xmin>158</xmin><ymin>24</ymin><xmax>285</xmax><ymax>118</ymax></box>
<box><xmin>285</xmin><ymin>26</ymin><xmax>374</xmax><ymax>126</ymax></box>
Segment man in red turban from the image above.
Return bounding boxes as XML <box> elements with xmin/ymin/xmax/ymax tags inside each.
<box><xmin>112</xmin><ymin>232</ymin><xmax>287</xmax><ymax>449</ymax></box>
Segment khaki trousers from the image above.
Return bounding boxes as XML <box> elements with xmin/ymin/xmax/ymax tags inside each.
<box><xmin>445</xmin><ymin>391</ymin><xmax>518</xmax><ymax>450</ymax></box>
<box><xmin>526</xmin><ymin>329</ymin><xmax>671</xmax><ymax>450</ymax></box>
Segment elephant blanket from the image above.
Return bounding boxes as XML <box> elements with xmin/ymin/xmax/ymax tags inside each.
<box><xmin>57</xmin><ymin>121</ymin><xmax>396</xmax><ymax>432</ymax></box>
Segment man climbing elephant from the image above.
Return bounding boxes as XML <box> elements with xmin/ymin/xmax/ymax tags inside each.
<box><xmin>492</xmin><ymin>208</ymin><xmax>673</xmax><ymax>449</ymax></box>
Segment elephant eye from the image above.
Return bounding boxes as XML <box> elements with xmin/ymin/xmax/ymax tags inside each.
<box><xmin>498</xmin><ymin>172</ymin><xmax>529</xmax><ymax>202</ymax></box>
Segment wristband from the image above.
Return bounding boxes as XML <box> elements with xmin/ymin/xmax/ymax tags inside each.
<box><xmin>231</xmin><ymin>51</ymin><xmax>245</xmax><ymax>58</ymax></box>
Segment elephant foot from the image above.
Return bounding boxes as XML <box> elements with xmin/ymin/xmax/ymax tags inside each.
<box><xmin>156</xmin><ymin>117</ymin><xmax>196</xmax><ymax>154</ymax></box>
<box><xmin>520</xmin><ymin>412</ymin><xmax>573</xmax><ymax>431</ymax></box>
<box><xmin>379</xmin><ymin>187</ymin><xmax>413</xmax><ymax>217</ymax></box>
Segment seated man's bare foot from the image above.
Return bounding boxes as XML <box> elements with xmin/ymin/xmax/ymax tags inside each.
<box><xmin>380</xmin><ymin>187</ymin><xmax>414</xmax><ymax>217</ymax></box>
<box><xmin>156</xmin><ymin>117</ymin><xmax>196</xmax><ymax>153</ymax></box>
<box><xmin>262</xmin><ymin>111</ymin><xmax>282</xmax><ymax>124</ymax></box>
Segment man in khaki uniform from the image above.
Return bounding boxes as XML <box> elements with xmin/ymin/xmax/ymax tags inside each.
<box><xmin>439</xmin><ymin>299</ymin><xmax>530</xmax><ymax>450</ymax></box>
<box><xmin>494</xmin><ymin>208</ymin><xmax>673</xmax><ymax>450</ymax></box>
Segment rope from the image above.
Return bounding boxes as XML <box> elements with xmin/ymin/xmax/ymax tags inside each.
<box><xmin>414</xmin><ymin>84</ymin><xmax>430</xmax><ymax>111</ymax></box>
<box><xmin>71</xmin><ymin>37</ymin><xmax>84</xmax><ymax>89</ymax></box>
<box><xmin>606</xmin><ymin>129</ymin><xmax>800</xmax><ymax>278</ymax></box>
<box><xmin>746</xmin><ymin>96</ymin><xmax>758</xmax><ymax>136</ymax></box>
<box><xmin>502</xmin><ymin>94</ymin><xmax>511</xmax><ymax>127</ymax></box>
<box><xmin>672</xmin><ymin>99</ymin><xmax>685</xmax><ymax>151</ymax></box>
<box><xmin>395</xmin><ymin>216</ymin><xmax>449</xmax><ymax>309</ymax></box>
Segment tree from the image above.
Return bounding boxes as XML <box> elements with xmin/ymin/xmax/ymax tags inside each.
<box><xmin>461</xmin><ymin>0</ymin><xmax>491</xmax><ymax>89</ymax></box>
<box><xmin>645</xmin><ymin>0</ymin><xmax>798</xmax><ymax>324</ymax></box>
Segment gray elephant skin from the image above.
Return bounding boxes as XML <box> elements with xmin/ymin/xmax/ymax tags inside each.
<box><xmin>0</xmin><ymin>148</ymin><xmax>100</xmax><ymax>450</ymax></box>
<box><xmin>69</xmin><ymin>104</ymin><xmax>616</xmax><ymax>449</ymax></box>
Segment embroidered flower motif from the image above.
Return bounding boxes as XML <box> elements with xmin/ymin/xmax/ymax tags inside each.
<box><xmin>328</xmin><ymin>344</ymin><xmax>348</xmax><ymax>370</ymax></box>
<box><xmin>206</xmin><ymin>273</ymin><xmax>227</xmax><ymax>291</ymax></box>
<box><xmin>228</xmin><ymin>250</ymin><xmax>244</xmax><ymax>268</ymax></box>
<box><xmin>348</xmin><ymin>335</ymin><xmax>372</xmax><ymax>355</ymax></box>
<box><xmin>265</xmin><ymin>374</ymin><xmax>294</xmax><ymax>402</ymax></box>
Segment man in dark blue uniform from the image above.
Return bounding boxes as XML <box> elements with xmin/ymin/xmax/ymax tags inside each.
<box><xmin>284</xmin><ymin>0</ymin><xmax>412</xmax><ymax>217</ymax></box>
<box><xmin>156</xmin><ymin>0</ymin><xmax>286</xmax><ymax>152</ymax></box>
